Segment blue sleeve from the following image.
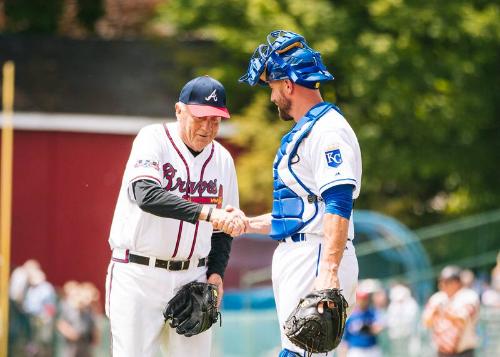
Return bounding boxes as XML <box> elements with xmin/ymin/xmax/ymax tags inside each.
<box><xmin>321</xmin><ymin>184</ymin><xmax>354</xmax><ymax>219</ymax></box>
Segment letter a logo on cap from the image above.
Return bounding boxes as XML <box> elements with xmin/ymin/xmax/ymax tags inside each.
<box><xmin>205</xmin><ymin>89</ymin><xmax>218</xmax><ymax>102</ymax></box>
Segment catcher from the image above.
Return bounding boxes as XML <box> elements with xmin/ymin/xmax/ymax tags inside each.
<box><xmin>235</xmin><ymin>30</ymin><xmax>361</xmax><ymax>356</ymax></box>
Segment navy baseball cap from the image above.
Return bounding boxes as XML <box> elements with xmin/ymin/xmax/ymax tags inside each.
<box><xmin>179</xmin><ymin>75</ymin><xmax>230</xmax><ymax>118</ymax></box>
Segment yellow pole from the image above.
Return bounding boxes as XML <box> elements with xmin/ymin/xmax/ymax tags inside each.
<box><xmin>1</xmin><ymin>61</ymin><xmax>15</xmax><ymax>357</ymax></box>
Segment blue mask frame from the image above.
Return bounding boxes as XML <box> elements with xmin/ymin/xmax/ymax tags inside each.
<box><xmin>239</xmin><ymin>30</ymin><xmax>306</xmax><ymax>86</ymax></box>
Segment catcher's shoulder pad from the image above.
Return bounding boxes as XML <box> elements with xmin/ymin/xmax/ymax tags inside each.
<box><xmin>284</xmin><ymin>288</ymin><xmax>348</xmax><ymax>353</ymax></box>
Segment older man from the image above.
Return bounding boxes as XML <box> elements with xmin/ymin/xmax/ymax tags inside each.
<box><xmin>106</xmin><ymin>75</ymin><xmax>245</xmax><ymax>356</ymax></box>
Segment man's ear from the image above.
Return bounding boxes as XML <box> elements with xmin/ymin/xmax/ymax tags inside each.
<box><xmin>284</xmin><ymin>79</ymin><xmax>294</xmax><ymax>95</ymax></box>
<box><xmin>175</xmin><ymin>102</ymin><xmax>182</xmax><ymax>116</ymax></box>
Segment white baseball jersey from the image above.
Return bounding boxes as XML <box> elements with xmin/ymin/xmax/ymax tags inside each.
<box><xmin>108</xmin><ymin>121</ymin><xmax>239</xmax><ymax>260</ymax></box>
<box><xmin>277</xmin><ymin>107</ymin><xmax>362</xmax><ymax>239</ymax></box>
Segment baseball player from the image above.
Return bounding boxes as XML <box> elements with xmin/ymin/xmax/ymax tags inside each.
<box><xmin>105</xmin><ymin>75</ymin><xmax>245</xmax><ymax>357</ymax></box>
<box><xmin>238</xmin><ymin>30</ymin><xmax>362</xmax><ymax>357</ymax></box>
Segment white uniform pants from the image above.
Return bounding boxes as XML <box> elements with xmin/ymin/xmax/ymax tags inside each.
<box><xmin>105</xmin><ymin>260</ymin><xmax>212</xmax><ymax>357</ymax></box>
<box><xmin>272</xmin><ymin>235</ymin><xmax>359</xmax><ymax>357</ymax></box>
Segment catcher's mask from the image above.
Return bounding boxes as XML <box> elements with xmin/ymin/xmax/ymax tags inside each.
<box><xmin>239</xmin><ymin>30</ymin><xmax>334</xmax><ymax>89</ymax></box>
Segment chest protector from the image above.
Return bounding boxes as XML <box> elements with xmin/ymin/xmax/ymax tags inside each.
<box><xmin>270</xmin><ymin>102</ymin><xmax>342</xmax><ymax>240</ymax></box>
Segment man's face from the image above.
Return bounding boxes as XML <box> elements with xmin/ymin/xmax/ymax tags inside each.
<box><xmin>357</xmin><ymin>296</ymin><xmax>370</xmax><ymax>310</ymax></box>
<box><xmin>269</xmin><ymin>80</ymin><xmax>294</xmax><ymax>121</ymax></box>
<box><xmin>176</xmin><ymin>103</ymin><xmax>221</xmax><ymax>152</ymax></box>
<box><xmin>438</xmin><ymin>279</ymin><xmax>461</xmax><ymax>297</ymax></box>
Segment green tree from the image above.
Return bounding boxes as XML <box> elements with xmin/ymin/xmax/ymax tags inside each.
<box><xmin>4</xmin><ymin>0</ymin><xmax>103</xmax><ymax>34</ymax></box>
<box><xmin>76</xmin><ymin>0</ymin><xmax>104</xmax><ymax>32</ymax></box>
<box><xmin>159</xmin><ymin>0</ymin><xmax>500</xmax><ymax>227</ymax></box>
<box><xmin>4</xmin><ymin>0</ymin><xmax>64</xmax><ymax>33</ymax></box>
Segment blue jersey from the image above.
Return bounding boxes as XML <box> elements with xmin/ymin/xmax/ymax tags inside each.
<box><xmin>344</xmin><ymin>308</ymin><xmax>379</xmax><ymax>348</ymax></box>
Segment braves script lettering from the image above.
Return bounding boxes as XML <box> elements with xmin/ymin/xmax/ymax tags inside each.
<box><xmin>163</xmin><ymin>163</ymin><xmax>218</xmax><ymax>195</ymax></box>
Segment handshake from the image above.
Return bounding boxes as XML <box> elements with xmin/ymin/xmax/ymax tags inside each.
<box><xmin>202</xmin><ymin>205</ymin><xmax>249</xmax><ymax>237</ymax></box>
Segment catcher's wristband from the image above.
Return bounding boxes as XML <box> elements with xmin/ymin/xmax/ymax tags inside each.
<box><xmin>205</xmin><ymin>207</ymin><xmax>214</xmax><ymax>222</ymax></box>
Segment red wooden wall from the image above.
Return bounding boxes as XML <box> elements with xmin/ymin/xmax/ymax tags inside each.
<box><xmin>3</xmin><ymin>130</ymin><xmax>133</xmax><ymax>299</ymax></box>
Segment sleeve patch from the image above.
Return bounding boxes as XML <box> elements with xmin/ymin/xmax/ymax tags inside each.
<box><xmin>134</xmin><ymin>160</ymin><xmax>160</xmax><ymax>171</ymax></box>
<box><xmin>325</xmin><ymin>148</ymin><xmax>342</xmax><ymax>168</ymax></box>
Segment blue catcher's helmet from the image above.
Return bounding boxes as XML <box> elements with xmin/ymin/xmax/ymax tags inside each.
<box><xmin>239</xmin><ymin>30</ymin><xmax>334</xmax><ymax>89</ymax></box>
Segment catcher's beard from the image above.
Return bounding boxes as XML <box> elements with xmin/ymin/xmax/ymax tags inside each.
<box><xmin>275</xmin><ymin>97</ymin><xmax>294</xmax><ymax>121</ymax></box>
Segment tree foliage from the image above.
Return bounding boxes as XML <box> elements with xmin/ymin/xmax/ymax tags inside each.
<box><xmin>4</xmin><ymin>0</ymin><xmax>64</xmax><ymax>33</ymax></box>
<box><xmin>159</xmin><ymin>0</ymin><xmax>500</xmax><ymax>226</ymax></box>
<box><xmin>3</xmin><ymin>0</ymin><xmax>105</xmax><ymax>35</ymax></box>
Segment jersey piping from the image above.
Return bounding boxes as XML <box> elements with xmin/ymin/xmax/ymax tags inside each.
<box><xmin>164</xmin><ymin>123</ymin><xmax>215</xmax><ymax>258</ymax></box>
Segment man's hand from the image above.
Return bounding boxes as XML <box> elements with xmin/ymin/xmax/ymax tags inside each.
<box><xmin>210</xmin><ymin>205</ymin><xmax>248</xmax><ymax>237</ymax></box>
<box><xmin>207</xmin><ymin>273</ymin><xmax>223</xmax><ymax>308</ymax></box>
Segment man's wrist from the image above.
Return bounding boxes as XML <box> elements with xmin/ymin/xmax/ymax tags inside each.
<box><xmin>320</xmin><ymin>262</ymin><xmax>340</xmax><ymax>273</ymax></box>
<box><xmin>207</xmin><ymin>271</ymin><xmax>223</xmax><ymax>280</ymax></box>
<box><xmin>198</xmin><ymin>205</ymin><xmax>211</xmax><ymax>221</ymax></box>
<box><xmin>206</xmin><ymin>207</ymin><xmax>214</xmax><ymax>222</ymax></box>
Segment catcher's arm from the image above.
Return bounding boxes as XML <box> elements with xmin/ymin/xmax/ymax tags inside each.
<box><xmin>314</xmin><ymin>185</ymin><xmax>354</xmax><ymax>290</ymax></box>
<box><xmin>314</xmin><ymin>213</ymin><xmax>349</xmax><ymax>290</ymax></box>
<box><xmin>246</xmin><ymin>213</ymin><xmax>272</xmax><ymax>235</ymax></box>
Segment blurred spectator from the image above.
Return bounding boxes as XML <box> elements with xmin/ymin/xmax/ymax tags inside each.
<box><xmin>492</xmin><ymin>251</ymin><xmax>500</xmax><ymax>282</ymax></box>
<box><xmin>23</xmin><ymin>266</ymin><xmax>57</xmax><ymax>357</ymax></box>
<box><xmin>358</xmin><ymin>279</ymin><xmax>382</xmax><ymax>295</ymax></box>
<box><xmin>370</xmin><ymin>287</ymin><xmax>389</xmax><ymax>353</ymax></box>
<box><xmin>423</xmin><ymin>266</ymin><xmax>480</xmax><ymax>357</ymax></box>
<box><xmin>9</xmin><ymin>260</ymin><xmax>41</xmax><ymax>356</ymax></box>
<box><xmin>371</xmin><ymin>288</ymin><xmax>388</xmax><ymax>324</ymax></box>
<box><xmin>481</xmin><ymin>252</ymin><xmax>500</xmax><ymax>307</ymax></box>
<box><xmin>80</xmin><ymin>281</ymin><xmax>102</xmax><ymax>315</ymax></box>
<box><xmin>57</xmin><ymin>281</ymin><xmax>100</xmax><ymax>357</ymax></box>
<box><xmin>9</xmin><ymin>259</ymin><xmax>40</xmax><ymax>304</ymax></box>
<box><xmin>343</xmin><ymin>290</ymin><xmax>384</xmax><ymax>357</ymax></box>
<box><xmin>386</xmin><ymin>284</ymin><xmax>419</xmax><ymax>356</ymax></box>
<box><xmin>460</xmin><ymin>269</ymin><xmax>483</xmax><ymax>297</ymax></box>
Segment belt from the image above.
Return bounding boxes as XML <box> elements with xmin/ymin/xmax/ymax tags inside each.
<box><xmin>279</xmin><ymin>233</ymin><xmax>352</xmax><ymax>244</ymax></box>
<box><xmin>279</xmin><ymin>233</ymin><xmax>307</xmax><ymax>243</ymax></box>
<box><xmin>112</xmin><ymin>250</ymin><xmax>207</xmax><ymax>271</ymax></box>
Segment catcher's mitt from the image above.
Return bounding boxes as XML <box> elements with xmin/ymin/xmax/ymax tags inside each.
<box><xmin>163</xmin><ymin>281</ymin><xmax>220</xmax><ymax>337</ymax></box>
<box><xmin>284</xmin><ymin>289</ymin><xmax>348</xmax><ymax>353</ymax></box>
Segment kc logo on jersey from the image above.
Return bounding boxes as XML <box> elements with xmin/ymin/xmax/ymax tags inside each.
<box><xmin>325</xmin><ymin>148</ymin><xmax>343</xmax><ymax>168</ymax></box>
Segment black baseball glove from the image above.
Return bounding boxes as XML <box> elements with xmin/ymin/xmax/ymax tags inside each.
<box><xmin>284</xmin><ymin>289</ymin><xmax>348</xmax><ymax>353</ymax></box>
<box><xmin>163</xmin><ymin>281</ymin><xmax>220</xmax><ymax>337</ymax></box>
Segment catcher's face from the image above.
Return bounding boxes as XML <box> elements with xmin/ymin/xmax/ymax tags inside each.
<box><xmin>269</xmin><ymin>80</ymin><xmax>294</xmax><ymax>121</ymax></box>
<box><xmin>176</xmin><ymin>103</ymin><xmax>221</xmax><ymax>152</ymax></box>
